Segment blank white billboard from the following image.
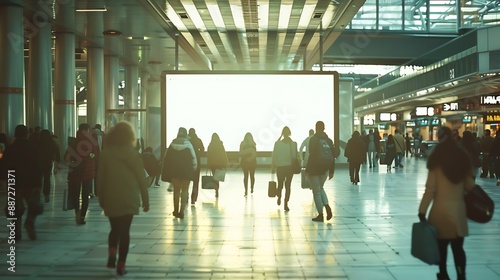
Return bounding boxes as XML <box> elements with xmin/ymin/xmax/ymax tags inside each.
<box><xmin>162</xmin><ymin>71</ymin><xmax>338</xmax><ymax>152</ymax></box>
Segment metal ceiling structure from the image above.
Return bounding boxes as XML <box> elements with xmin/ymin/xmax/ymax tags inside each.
<box><xmin>21</xmin><ymin>0</ymin><xmax>366</xmax><ymax>71</ymax></box>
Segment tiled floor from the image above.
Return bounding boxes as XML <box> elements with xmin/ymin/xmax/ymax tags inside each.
<box><xmin>1</xmin><ymin>157</ymin><xmax>500</xmax><ymax>279</ymax></box>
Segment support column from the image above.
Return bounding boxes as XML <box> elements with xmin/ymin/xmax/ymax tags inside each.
<box><xmin>28</xmin><ymin>3</ymin><xmax>53</xmax><ymax>130</ymax></box>
<box><xmin>86</xmin><ymin>13</ymin><xmax>104</xmax><ymax>128</ymax></box>
<box><xmin>54</xmin><ymin>0</ymin><xmax>76</xmax><ymax>153</ymax></box>
<box><xmin>125</xmin><ymin>45</ymin><xmax>139</xmax><ymax>134</ymax></box>
<box><xmin>140</xmin><ymin>48</ymin><xmax>150</xmax><ymax>144</ymax></box>
<box><xmin>103</xmin><ymin>10</ymin><xmax>122</xmax><ymax>130</ymax></box>
<box><xmin>104</xmin><ymin>54</ymin><xmax>119</xmax><ymax>127</ymax></box>
<box><xmin>0</xmin><ymin>3</ymin><xmax>25</xmax><ymax>139</ymax></box>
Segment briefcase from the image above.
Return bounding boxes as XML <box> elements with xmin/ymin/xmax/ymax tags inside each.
<box><xmin>202</xmin><ymin>175</ymin><xmax>216</xmax><ymax>189</ymax></box>
<box><xmin>411</xmin><ymin>222</ymin><xmax>440</xmax><ymax>265</ymax></box>
<box><xmin>268</xmin><ymin>181</ymin><xmax>277</xmax><ymax>197</ymax></box>
<box><xmin>465</xmin><ymin>184</ymin><xmax>494</xmax><ymax>223</ymax></box>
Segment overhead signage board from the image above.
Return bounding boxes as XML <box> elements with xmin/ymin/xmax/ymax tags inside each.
<box><xmin>485</xmin><ymin>114</ymin><xmax>500</xmax><ymax>124</ymax></box>
<box><xmin>379</xmin><ymin>113</ymin><xmax>398</xmax><ymax>122</ymax></box>
<box><xmin>406</xmin><ymin>121</ymin><xmax>416</xmax><ymax>127</ymax></box>
<box><xmin>431</xmin><ymin>119</ymin><xmax>440</xmax><ymax>126</ymax></box>
<box><xmin>462</xmin><ymin>115</ymin><xmax>472</xmax><ymax>123</ymax></box>
<box><xmin>418</xmin><ymin>118</ymin><xmax>429</xmax><ymax>126</ymax></box>
<box><xmin>480</xmin><ymin>95</ymin><xmax>500</xmax><ymax>105</ymax></box>
<box><xmin>416</xmin><ymin>106</ymin><xmax>435</xmax><ymax>116</ymax></box>
<box><xmin>442</xmin><ymin>102</ymin><xmax>459</xmax><ymax>111</ymax></box>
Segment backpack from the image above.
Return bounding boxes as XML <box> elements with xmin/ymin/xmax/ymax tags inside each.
<box><xmin>318</xmin><ymin>137</ymin><xmax>335</xmax><ymax>166</ymax></box>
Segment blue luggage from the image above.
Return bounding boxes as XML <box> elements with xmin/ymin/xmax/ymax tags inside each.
<box><xmin>411</xmin><ymin>221</ymin><xmax>440</xmax><ymax>265</ymax></box>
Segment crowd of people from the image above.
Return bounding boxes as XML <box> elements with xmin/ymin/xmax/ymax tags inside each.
<box><xmin>1</xmin><ymin>121</ymin><xmax>495</xmax><ymax>279</ymax></box>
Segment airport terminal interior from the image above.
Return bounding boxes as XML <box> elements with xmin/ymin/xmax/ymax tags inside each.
<box><xmin>1</xmin><ymin>0</ymin><xmax>500</xmax><ymax>279</ymax></box>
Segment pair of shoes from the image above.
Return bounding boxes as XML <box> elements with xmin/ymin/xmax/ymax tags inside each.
<box><xmin>155</xmin><ymin>183</ymin><xmax>160</xmax><ymax>186</ymax></box>
<box><xmin>312</xmin><ymin>214</ymin><xmax>324</xmax><ymax>222</ymax></box>
<box><xmin>369</xmin><ymin>165</ymin><xmax>372</xmax><ymax>168</ymax></box>
<box><xmin>24</xmin><ymin>221</ymin><xmax>36</xmax><ymax>240</ymax></box>
<box><xmin>251</xmin><ymin>187</ymin><xmax>254</xmax><ymax>193</ymax></box>
<box><xmin>78</xmin><ymin>217</ymin><xmax>86</xmax><ymax>225</ymax></box>
<box><xmin>244</xmin><ymin>191</ymin><xmax>248</xmax><ymax>197</ymax></box>
<box><xmin>173</xmin><ymin>211</ymin><xmax>184</xmax><ymax>219</ymax></box>
<box><xmin>277</xmin><ymin>197</ymin><xmax>281</xmax><ymax>206</ymax></box>
<box><xmin>399</xmin><ymin>164</ymin><xmax>404</xmax><ymax>168</ymax></box>
<box><xmin>436</xmin><ymin>272</ymin><xmax>450</xmax><ymax>280</ymax></box>
<box><xmin>44</xmin><ymin>195</ymin><xmax>49</xmax><ymax>203</ymax></box>
<box><xmin>325</xmin><ymin>205</ymin><xmax>332</xmax><ymax>220</ymax></box>
<box><xmin>116</xmin><ymin>261</ymin><xmax>127</xmax><ymax>276</ymax></box>
<box><xmin>284</xmin><ymin>202</ymin><xmax>290</xmax><ymax>211</ymax></box>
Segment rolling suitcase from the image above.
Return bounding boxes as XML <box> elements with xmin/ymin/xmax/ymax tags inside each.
<box><xmin>268</xmin><ymin>174</ymin><xmax>277</xmax><ymax>197</ymax></box>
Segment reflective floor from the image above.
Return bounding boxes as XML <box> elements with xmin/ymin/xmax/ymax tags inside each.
<box><xmin>1</xmin><ymin>157</ymin><xmax>500</xmax><ymax>279</ymax></box>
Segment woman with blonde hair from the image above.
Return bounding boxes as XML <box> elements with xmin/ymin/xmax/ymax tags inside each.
<box><xmin>97</xmin><ymin>122</ymin><xmax>150</xmax><ymax>276</ymax></box>
<box><xmin>271</xmin><ymin>126</ymin><xmax>298</xmax><ymax>211</ymax></box>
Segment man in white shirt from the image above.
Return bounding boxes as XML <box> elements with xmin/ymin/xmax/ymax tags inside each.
<box><xmin>299</xmin><ymin>129</ymin><xmax>314</xmax><ymax>167</ymax></box>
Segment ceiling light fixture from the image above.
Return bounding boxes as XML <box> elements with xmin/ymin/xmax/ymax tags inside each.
<box><xmin>103</xmin><ymin>30</ymin><xmax>122</xmax><ymax>36</ymax></box>
<box><xmin>76</xmin><ymin>7</ymin><xmax>107</xmax><ymax>12</ymax></box>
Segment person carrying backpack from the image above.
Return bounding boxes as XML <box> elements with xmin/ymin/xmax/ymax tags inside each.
<box><xmin>305</xmin><ymin>121</ymin><xmax>338</xmax><ymax>222</ymax></box>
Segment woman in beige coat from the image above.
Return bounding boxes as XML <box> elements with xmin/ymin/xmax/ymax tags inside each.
<box><xmin>418</xmin><ymin>127</ymin><xmax>475</xmax><ymax>280</ymax></box>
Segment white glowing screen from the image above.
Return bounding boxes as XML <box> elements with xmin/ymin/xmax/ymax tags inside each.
<box><xmin>164</xmin><ymin>73</ymin><xmax>335</xmax><ymax>151</ymax></box>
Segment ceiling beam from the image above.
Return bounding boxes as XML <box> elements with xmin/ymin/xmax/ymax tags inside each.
<box><xmin>138</xmin><ymin>0</ymin><xmax>210</xmax><ymax>70</ymax></box>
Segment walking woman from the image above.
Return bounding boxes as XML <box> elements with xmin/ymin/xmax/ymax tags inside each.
<box><xmin>97</xmin><ymin>122</ymin><xmax>150</xmax><ymax>276</ymax></box>
<box><xmin>240</xmin><ymin>132</ymin><xmax>257</xmax><ymax>196</ymax></box>
<box><xmin>418</xmin><ymin>126</ymin><xmax>474</xmax><ymax>280</ymax></box>
<box><xmin>344</xmin><ymin>131</ymin><xmax>365</xmax><ymax>184</ymax></box>
<box><xmin>207</xmin><ymin>133</ymin><xmax>228</xmax><ymax>198</ymax></box>
<box><xmin>271</xmin><ymin>126</ymin><xmax>298</xmax><ymax>211</ymax></box>
<box><xmin>385</xmin><ymin>135</ymin><xmax>396</xmax><ymax>172</ymax></box>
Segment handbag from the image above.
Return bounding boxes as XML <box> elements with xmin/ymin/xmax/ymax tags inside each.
<box><xmin>411</xmin><ymin>221</ymin><xmax>440</xmax><ymax>265</ymax></box>
<box><xmin>290</xmin><ymin>142</ymin><xmax>301</xmax><ymax>174</ymax></box>
<box><xmin>213</xmin><ymin>169</ymin><xmax>226</xmax><ymax>182</ymax></box>
<box><xmin>465</xmin><ymin>184</ymin><xmax>494</xmax><ymax>223</ymax></box>
<box><xmin>202</xmin><ymin>170</ymin><xmax>216</xmax><ymax>189</ymax></box>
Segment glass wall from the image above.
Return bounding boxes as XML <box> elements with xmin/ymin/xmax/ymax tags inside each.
<box><xmin>349</xmin><ymin>0</ymin><xmax>500</xmax><ymax>33</ymax></box>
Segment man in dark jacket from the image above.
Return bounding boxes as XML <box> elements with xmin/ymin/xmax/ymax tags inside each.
<box><xmin>3</xmin><ymin>125</ymin><xmax>43</xmax><ymax>241</ymax></box>
<box><xmin>480</xmin><ymin>129</ymin><xmax>494</xmax><ymax>178</ymax></box>
<box><xmin>188</xmin><ymin>128</ymin><xmax>204</xmax><ymax>205</ymax></box>
<box><xmin>142</xmin><ymin>147</ymin><xmax>161</xmax><ymax>187</ymax></box>
<box><xmin>305</xmin><ymin>121</ymin><xmax>336</xmax><ymax>222</ymax></box>
<box><xmin>161</xmin><ymin>127</ymin><xmax>197</xmax><ymax>218</ymax></box>
<box><xmin>490</xmin><ymin>131</ymin><xmax>500</xmax><ymax>186</ymax></box>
